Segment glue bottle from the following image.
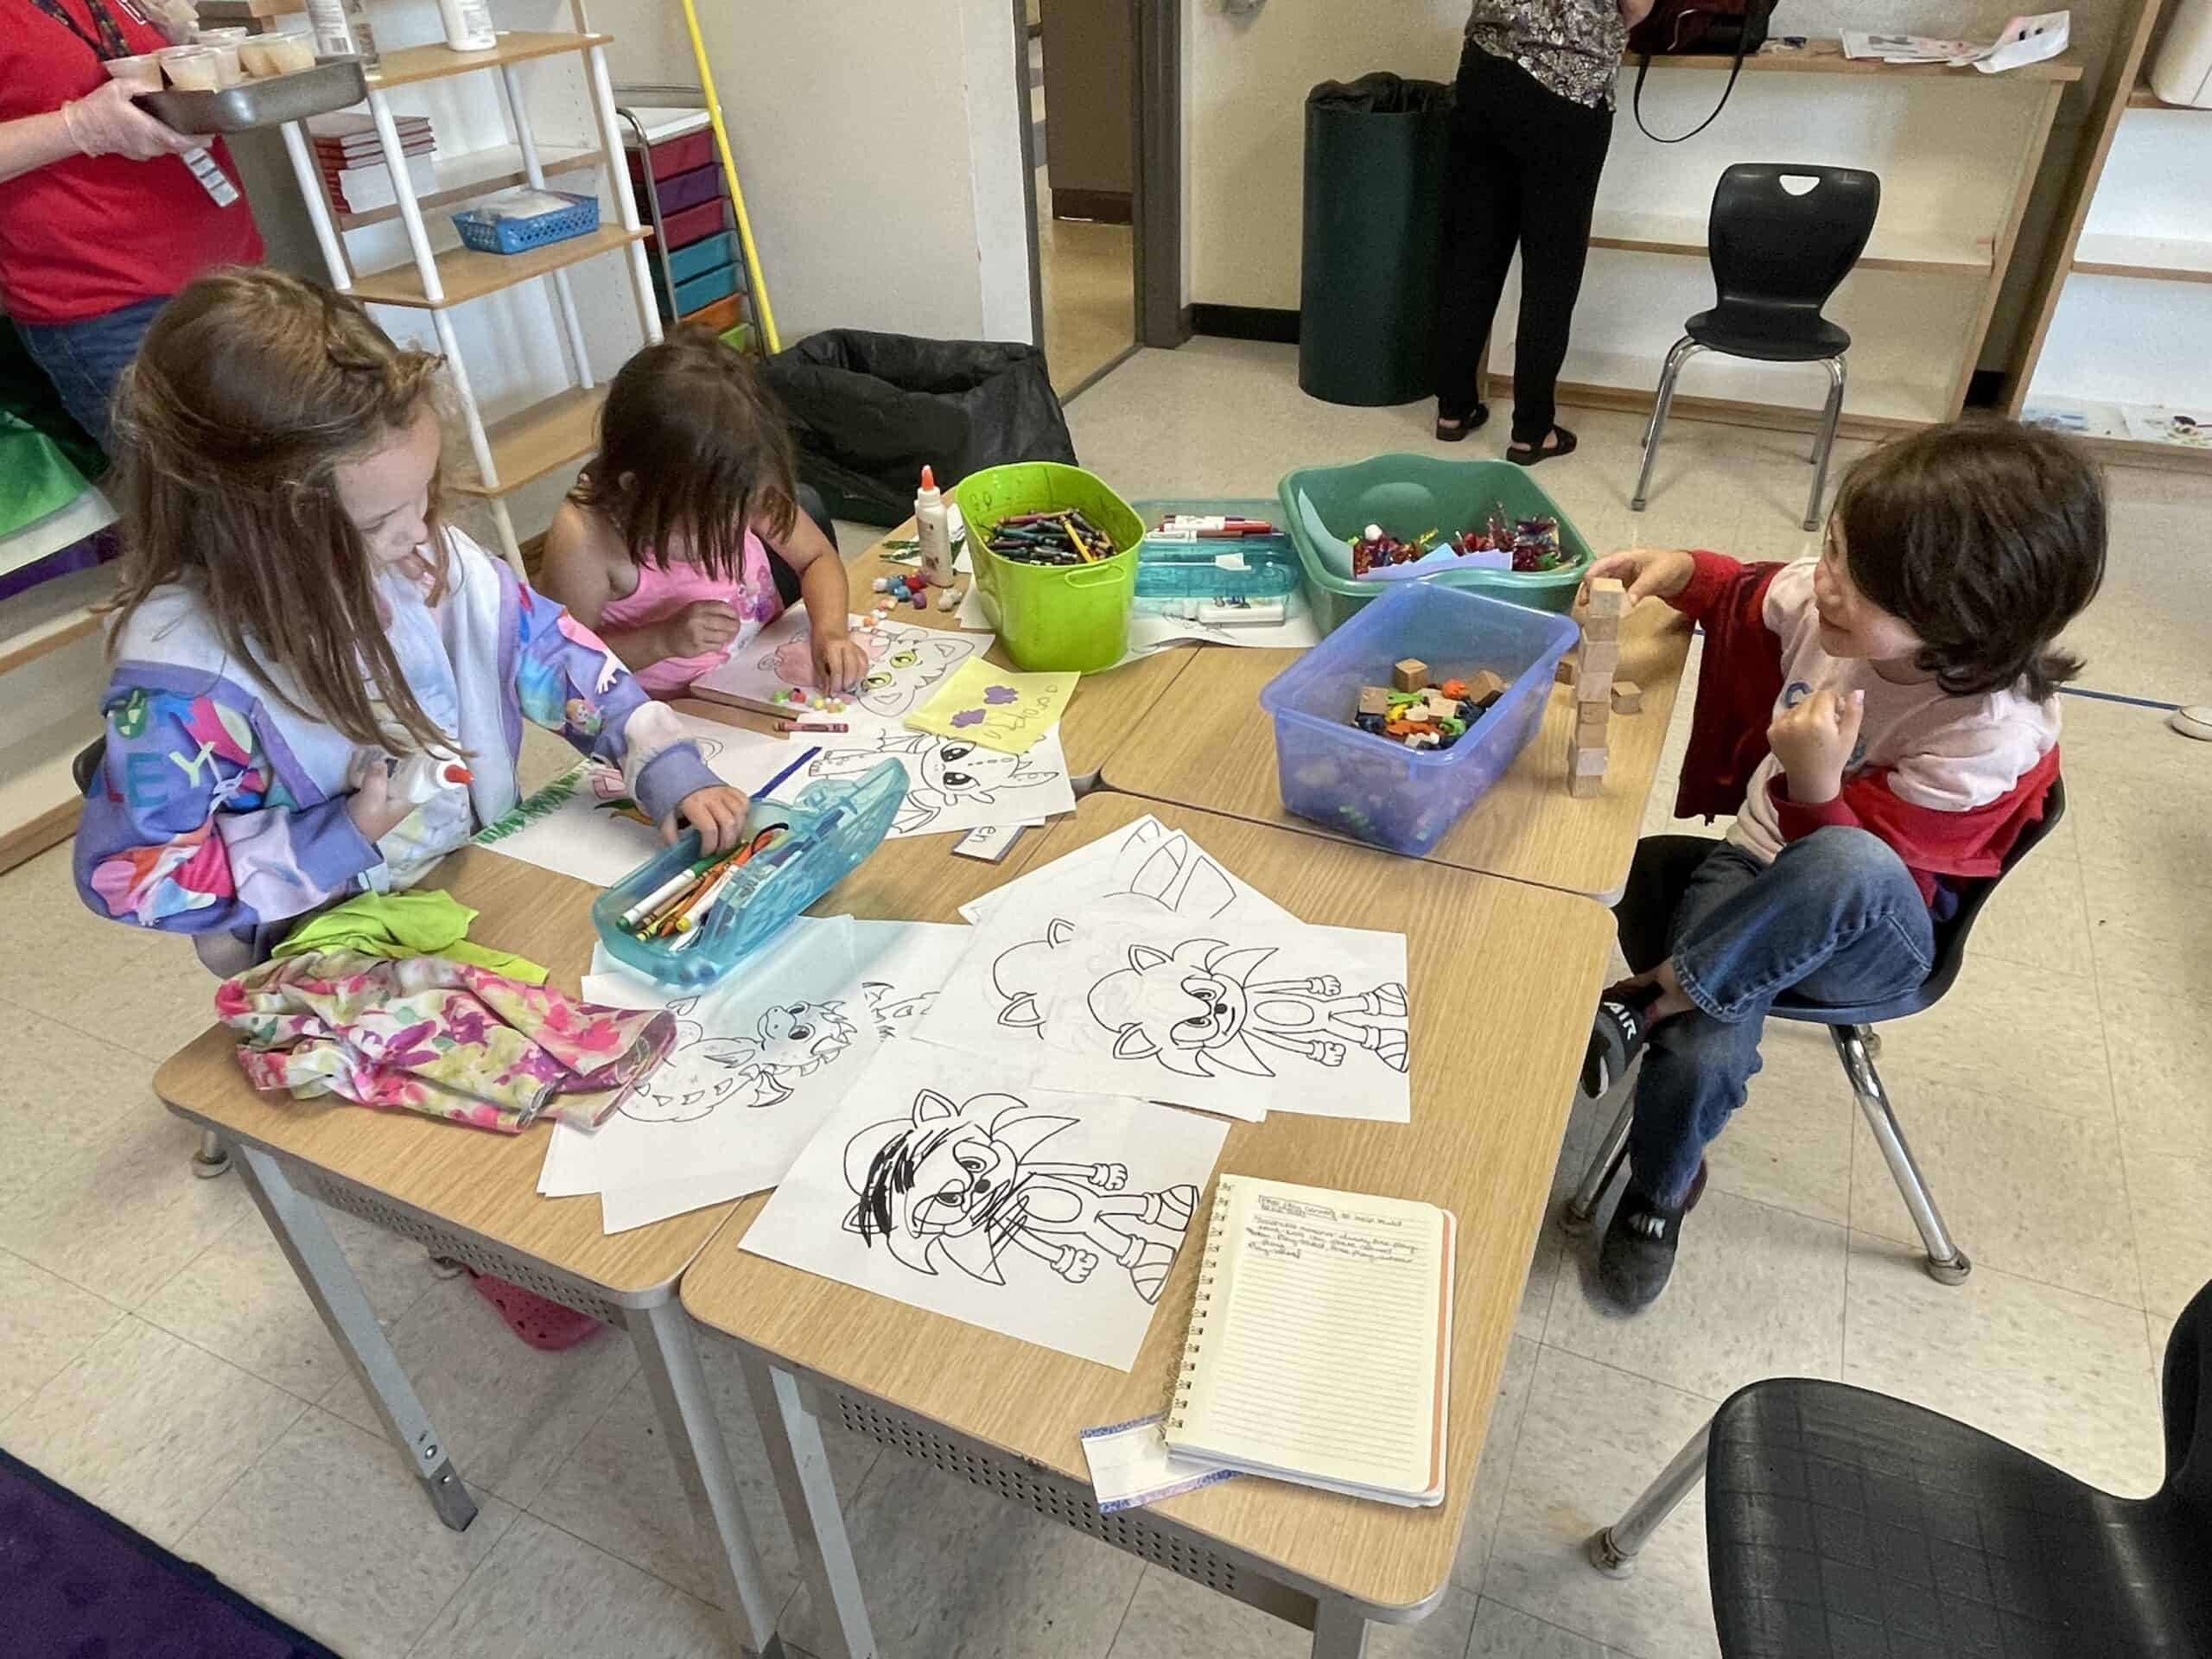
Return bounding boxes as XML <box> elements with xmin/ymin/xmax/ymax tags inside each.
<box><xmin>915</xmin><ymin>466</ymin><xmax>955</xmax><ymax>588</ymax></box>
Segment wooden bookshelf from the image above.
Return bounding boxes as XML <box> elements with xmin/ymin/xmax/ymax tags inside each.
<box><xmin>450</xmin><ymin>386</ymin><xmax>608</xmax><ymax>497</ymax></box>
<box><xmin>333</xmin><ymin>143</ymin><xmax>597</xmax><ymax>231</ymax></box>
<box><xmin>1629</xmin><ymin>39</ymin><xmax>2081</xmax><ymax>80</ymax></box>
<box><xmin>0</xmin><ymin>564</ymin><xmax>111</xmax><ymax>679</ymax></box>
<box><xmin>2071</xmin><ymin>232</ymin><xmax>2212</xmax><ymax>283</ymax></box>
<box><xmin>366</xmin><ymin>31</ymin><xmax>612</xmax><ymax>91</ymax></box>
<box><xmin>1587</xmin><ymin>207</ymin><xmax>1993</xmax><ymax>274</ymax></box>
<box><xmin>348</xmin><ymin>223</ymin><xmax>646</xmax><ymax>308</ymax></box>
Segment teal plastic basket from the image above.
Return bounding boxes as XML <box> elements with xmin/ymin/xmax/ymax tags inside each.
<box><xmin>1278</xmin><ymin>454</ymin><xmax>1596</xmax><ymax>633</ymax></box>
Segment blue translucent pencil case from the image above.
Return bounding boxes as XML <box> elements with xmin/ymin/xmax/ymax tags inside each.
<box><xmin>591</xmin><ymin>760</ymin><xmax>907</xmax><ymax>988</ymax></box>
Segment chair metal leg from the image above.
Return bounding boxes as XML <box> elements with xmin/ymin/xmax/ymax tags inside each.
<box><xmin>1632</xmin><ymin>338</ymin><xmax>1700</xmax><ymax>512</ymax></box>
<box><xmin>1804</xmin><ymin>356</ymin><xmax>1847</xmax><ymax>531</ymax></box>
<box><xmin>1587</xmin><ymin>1420</ymin><xmax>1712</xmax><ymax>1577</ymax></box>
<box><xmin>1562</xmin><ymin>1095</ymin><xmax>1634</xmax><ymax>1236</ymax></box>
<box><xmin>191</xmin><ymin>1127</ymin><xmax>230</xmax><ymax>1179</ymax></box>
<box><xmin>1831</xmin><ymin>1024</ymin><xmax>1970</xmax><ymax>1284</ymax></box>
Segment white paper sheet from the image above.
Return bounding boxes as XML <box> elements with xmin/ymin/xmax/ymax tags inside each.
<box><xmin>848</xmin><ymin>919</ymin><xmax>976</xmax><ymax>1040</ymax></box>
<box><xmin>960</xmin><ymin>812</ymin><xmax>1294</xmax><ymax>926</ymax></box>
<box><xmin>760</xmin><ymin>728</ymin><xmax>1076</xmax><ymax>839</ymax></box>
<box><xmin>536</xmin><ymin>919</ymin><xmax>880</xmax><ymax>1230</ymax></box>
<box><xmin>1116</xmin><ymin>594</ymin><xmax>1322</xmax><ymax>661</ymax></box>
<box><xmin>473</xmin><ymin>711</ymin><xmax>791</xmax><ymax>888</ymax></box>
<box><xmin>690</xmin><ymin>607</ymin><xmax>986</xmax><ymax>738</ymax></box>
<box><xmin>740</xmin><ymin>1047</ymin><xmax>1230</xmax><ymax>1370</ymax></box>
<box><xmin>916</xmin><ymin>914</ymin><xmax>1413</xmax><ymax>1124</ymax></box>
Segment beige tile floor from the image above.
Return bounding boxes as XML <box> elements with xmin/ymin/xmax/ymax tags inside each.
<box><xmin>2</xmin><ymin>339</ymin><xmax>2208</xmax><ymax>1657</ymax></box>
<box><xmin>1037</xmin><ymin>173</ymin><xmax>1135</xmax><ymax>396</ymax></box>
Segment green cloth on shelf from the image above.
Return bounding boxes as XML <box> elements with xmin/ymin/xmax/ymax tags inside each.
<box><xmin>271</xmin><ymin>890</ymin><xmax>550</xmax><ymax>984</ymax></box>
<box><xmin>0</xmin><ymin>416</ymin><xmax>95</xmax><ymax>542</ymax></box>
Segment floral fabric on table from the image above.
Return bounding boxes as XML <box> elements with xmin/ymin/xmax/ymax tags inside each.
<box><xmin>217</xmin><ymin>950</ymin><xmax>677</xmax><ymax>1132</ymax></box>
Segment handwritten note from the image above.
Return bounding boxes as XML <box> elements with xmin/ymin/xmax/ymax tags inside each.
<box><xmin>904</xmin><ymin>658</ymin><xmax>1078</xmax><ymax>755</ymax></box>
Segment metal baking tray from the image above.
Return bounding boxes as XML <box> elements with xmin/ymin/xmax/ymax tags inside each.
<box><xmin>140</xmin><ymin>58</ymin><xmax>367</xmax><ymax>133</ymax></box>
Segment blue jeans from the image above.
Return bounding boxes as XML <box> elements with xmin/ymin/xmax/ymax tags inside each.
<box><xmin>13</xmin><ymin>295</ymin><xmax>172</xmax><ymax>455</ymax></box>
<box><xmin>1627</xmin><ymin>828</ymin><xmax>1936</xmax><ymax>1208</ymax></box>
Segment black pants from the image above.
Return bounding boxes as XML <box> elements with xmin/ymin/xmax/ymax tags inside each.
<box><xmin>1433</xmin><ymin>45</ymin><xmax>1613</xmax><ymax>444</ymax></box>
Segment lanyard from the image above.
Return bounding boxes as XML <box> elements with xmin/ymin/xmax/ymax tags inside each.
<box><xmin>22</xmin><ymin>0</ymin><xmax>132</xmax><ymax>62</ymax></box>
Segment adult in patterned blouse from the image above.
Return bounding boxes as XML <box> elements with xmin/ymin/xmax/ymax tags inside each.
<box><xmin>0</xmin><ymin>0</ymin><xmax>261</xmax><ymax>452</ymax></box>
<box><xmin>1433</xmin><ymin>0</ymin><xmax>1653</xmax><ymax>465</ymax></box>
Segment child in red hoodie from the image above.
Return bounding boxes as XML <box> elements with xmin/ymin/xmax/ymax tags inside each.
<box><xmin>1580</xmin><ymin>422</ymin><xmax>2105</xmax><ymax>1312</ymax></box>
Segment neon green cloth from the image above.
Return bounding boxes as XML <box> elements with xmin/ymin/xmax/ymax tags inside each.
<box><xmin>271</xmin><ymin>890</ymin><xmax>549</xmax><ymax>984</ymax></box>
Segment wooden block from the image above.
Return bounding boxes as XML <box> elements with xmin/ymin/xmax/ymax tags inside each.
<box><xmin>1586</xmin><ymin>576</ymin><xmax>1627</xmax><ymax>618</ymax></box>
<box><xmin>1576</xmin><ymin>675</ymin><xmax>1613</xmax><ymax>707</ymax></box>
<box><xmin>1580</xmin><ymin>613</ymin><xmax>1619</xmax><ymax>643</ymax></box>
<box><xmin>1392</xmin><ymin>658</ymin><xmax>1429</xmax><ymax>693</ymax></box>
<box><xmin>1577</xmin><ymin>640</ymin><xmax>1622</xmax><ymax>677</ymax></box>
<box><xmin>1611</xmin><ymin>680</ymin><xmax>1643</xmax><ymax>715</ymax></box>
<box><xmin>1576</xmin><ymin>711</ymin><xmax>1611</xmax><ymax>745</ymax></box>
<box><xmin>1555</xmin><ymin>658</ymin><xmax>1576</xmax><ymax>684</ymax></box>
<box><xmin>1467</xmin><ymin>669</ymin><xmax>1510</xmax><ymax>708</ymax></box>
<box><xmin>1567</xmin><ymin>772</ymin><xmax>1605</xmax><ymax>798</ymax></box>
<box><xmin>1568</xmin><ymin>744</ymin><xmax>1610</xmax><ymax>776</ymax></box>
<box><xmin>1357</xmin><ymin>686</ymin><xmax>1392</xmax><ymax>718</ymax></box>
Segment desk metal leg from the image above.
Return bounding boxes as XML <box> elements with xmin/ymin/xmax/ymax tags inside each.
<box><xmin>232</xmin><ymin>1145</ymin><xmax>478</xmax><ymax>1531</ymax></box>
<box><xmin>1312</xmin><ymin>1599</ymin><xmax>1371</xmax><ymax>1658</ymax></box>
<box><xmin>629</xmin><ymin>1300</ymin><xmax>786</xmax><ymax>1659</ymax></box>
<box><xmin>739</xmin><ymin>1352</ymin><xmax>878</xmax><ymax>1659</ymax></box>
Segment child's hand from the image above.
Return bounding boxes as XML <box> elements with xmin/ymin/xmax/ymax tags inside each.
<box><xmin>659</xmin><ymin>601</ymin><xmax>744</xmax><ymax>660</ymax></box>
<box><xmin>345</xmin><ymin>764</ymin><xmax>417</xmax><ymax>845</ymax></box>
<box><xmin>1767</xmin><ymin>684</ymin><xmax>1865</xmax><ymax>804</ymax></box>
<box><xmin>1580</xmin><ymin>548</ymin><xmax>1695</xmax><ymax>606</ymax></box>
<box><xmin>812</xmin><ymin>629</ymin><xmax>870</xmax><ymax>693</ymax></box>
<box><xmin>668</xmin><ymin>785</ymin><xmax>748</xmax><ymax>854</ymax></box>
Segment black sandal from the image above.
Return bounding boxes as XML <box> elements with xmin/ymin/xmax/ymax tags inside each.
<box><xmin>1434</xmin><ymin>402</ymin><xmax>1490</xmax><ymax>442</ymax></box>
<box><xmin>1508</xmin><ymin>426</ymin><xmax>1578</xmax><ymax>467</ymax></box>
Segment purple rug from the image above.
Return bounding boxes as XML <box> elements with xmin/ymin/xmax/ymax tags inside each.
<box><xmin>0</xmin><ymin>1446</ymin><xmax>337</xmax><ymax>1659</ymax></box>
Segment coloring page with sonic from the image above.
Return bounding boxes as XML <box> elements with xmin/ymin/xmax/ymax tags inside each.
<box><xmin>537</xmin><ymin>918</ymin><xmax>885</xmax><ymax>1232</ymax></box>
<box><xmin>960</xmin><ymin>812</ymin><xmax>1294</xmax><ymax>927</ymax></box>
<box><xmin>763</xmin><ymin>728</ymin><xmax>1077</xmax><ymax>839</ymax></box>
<box><xmin>849</xmin><ymin>919</ymin><xmax>974</xmax><ymax>1041</ymax></box>
<box><xmin>474</xmin><ymin>709</ymin><xmax>790</xmax><ymax>888</ymax></box>
<box><xmin>915</xmin><ymin>914</ymin><xmax>1414</xmax><ymax>1125</ymax></box>
<box><xmin>691</xmin><ymin>607</ymin><xmax>984</xmax><ymax>736</ymax></box>
<box><xmin>741</xmin><ymin>1049</ymin><xmax>1230</xmax><ymax>1370</ymax></box>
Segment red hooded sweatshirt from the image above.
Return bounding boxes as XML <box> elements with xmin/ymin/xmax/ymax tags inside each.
<box><xmin>1669</xmin><ymin>550</ymin><xmax>2061</xmax><ymax>911</ymax></box>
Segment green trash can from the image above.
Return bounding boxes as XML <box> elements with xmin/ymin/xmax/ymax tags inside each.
<box><xmin>1298</xmin><ymin>73</ymin><xmax>1453</xmax><ymax>408</ymax></box>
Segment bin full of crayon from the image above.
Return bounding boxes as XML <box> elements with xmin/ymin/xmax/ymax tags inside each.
<box><xmin>953</xmin><ymin>461</ymin><xmax>1143</xmax><ymax>672</ymax></box>
<box><xmin>592</xmin><ymin>760</ymin><xmax>907</xmax><ymax>988</ymax></box>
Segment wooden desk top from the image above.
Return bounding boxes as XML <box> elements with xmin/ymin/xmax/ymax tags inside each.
<box><xmin>1102</xmin><ymin>600</ymin><xmax>1693</xmax><ymax>901</ymax></box>
<box><xmin>152</xmin><ymin>836</ymin><xmax>1022</xmax><ymax>1302</ymax></box>
<box><xmin>680</xmin><ymin>793</ymin><xmax>1613</xmax><ymax>1612</ymax></box>
<box><xmin>677</xmin><ymin>524</ymin><xmax>1195</xmax><ymax>781</ymax></box>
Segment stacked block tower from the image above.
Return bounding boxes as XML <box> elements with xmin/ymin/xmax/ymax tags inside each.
<box><xmin>1567</xmin><ymin>577</ymin><xmax>1627</xmax><ymax>798</ymax></box>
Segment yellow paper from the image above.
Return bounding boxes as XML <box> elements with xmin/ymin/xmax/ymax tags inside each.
<box><xmin>904</xmin><ymin>658</ymin><xmax>1079</xmax><ymax>754</ymax></box>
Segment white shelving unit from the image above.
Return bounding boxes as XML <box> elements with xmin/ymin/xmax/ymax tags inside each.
<box><xmin>2010</xmin><ymin>0</ymin><xmax>2212</xmax><ymax>470</ymax></box>
<box><xmin>270</xmin><ymin>9</ymin><xmax>664</xmax><ymax>568</ymax></box>
<box><xmin>1487</xmin><ymin>41</ymin><xmax>2079</xmax><ymax>443</ymax></box>
<box><xmin>0</xmin><ymin>494</ymin><xmax>115</xmax><ymax>874</ymax></box>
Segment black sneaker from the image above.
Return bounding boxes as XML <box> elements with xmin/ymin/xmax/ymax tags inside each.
<box><xmin>1581</xmin><ymin>981</ymin><xmax>1665</xmax><ymax>1096</ymax></box>
<box><xmin>1599</xmin><ymin>1185</ymin><xmax>1688</xmax><ymax>1313</ymax></box>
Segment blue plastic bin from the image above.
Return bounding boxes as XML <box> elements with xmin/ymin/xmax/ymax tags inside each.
<box><xmin>451</xmin><ymin>191</ymin><xmax>599</xmax><ymax>255</ymax></box>
<box><xmin>1258</xmin><ymin>582</ymin><xmax>1579</xmax><ymax>856</ymax></box>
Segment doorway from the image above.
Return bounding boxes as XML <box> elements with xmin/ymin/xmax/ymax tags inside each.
<box><xmin>1022</xmin><ymin>0</ymin><xmax>1182</xmax><ymax>395</ymax></box>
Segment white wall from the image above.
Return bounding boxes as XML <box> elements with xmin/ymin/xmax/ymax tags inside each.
<box><xmin>646</xmin><ymin>0</ymin><xmax>1033</xmax><ymax>346</ymax></box>
<box><xmin>1180</xmin><ymin>0</ymin><xmax>2129</xmax><ymax>347</ymax></box>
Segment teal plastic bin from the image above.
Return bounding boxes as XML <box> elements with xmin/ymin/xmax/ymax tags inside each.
<box><xmin>1278</xmin><ymin>453</ymin><xmax>1596</xmax><ymax>633</ymax></box>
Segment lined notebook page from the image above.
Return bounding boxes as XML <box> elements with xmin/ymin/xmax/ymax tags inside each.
<box><xmin>1170</xmin><ymin>1176</ymin><xmax>1452</xmax><ymax>1500</ymax></box>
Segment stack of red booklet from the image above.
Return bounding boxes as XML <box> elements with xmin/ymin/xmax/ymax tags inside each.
<box><xmin>307</xmin><ymin>112</ymin><xmax>437</xmax><ymax>213</ymax></box>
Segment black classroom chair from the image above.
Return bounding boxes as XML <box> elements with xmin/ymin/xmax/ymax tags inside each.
<box><xmin>1561</xmin><ymin>777</ymin><xmax>2066</xmax><ymax>1287</ymax></box>
<box><xmin>1586</xmin><ymin>1273</ymin><xmax>2212</xmax><ymax>1657</ymax></box>
<box><xmin>1632</xmin><ymin>163</ymin><xmax>1881</xmax><ymax>532</ymax></box>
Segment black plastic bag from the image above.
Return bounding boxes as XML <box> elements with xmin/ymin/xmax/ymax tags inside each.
<box><xmin>765</xmin><ymin>330</ymin><xmax>1078</xmax><ymax>526</ymax></box>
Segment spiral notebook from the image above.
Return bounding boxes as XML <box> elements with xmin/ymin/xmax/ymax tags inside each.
<box><xmin>1164</xmin><ymin>1175</ymin><xmax>1454</xmax><ymax>1507</ymax></box>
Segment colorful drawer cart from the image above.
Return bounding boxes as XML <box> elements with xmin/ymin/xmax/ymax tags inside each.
<box><xmin>619</xmin><ymin>105</ymin><xmax>755</xmax><ymax>351</ymax></box>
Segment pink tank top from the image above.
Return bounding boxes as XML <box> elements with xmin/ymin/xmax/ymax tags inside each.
<box><xmin>599</xmin><ymin>531</ymin><xmax>784</xmax><ymax>696</ymax></box>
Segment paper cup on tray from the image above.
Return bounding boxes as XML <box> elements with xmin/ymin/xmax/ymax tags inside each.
<box><xmin>104</xmin><ymin>53</ymin><xmax>165</xmax><ymax>92</ymax></box>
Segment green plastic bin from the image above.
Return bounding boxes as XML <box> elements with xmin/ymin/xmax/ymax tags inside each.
<box><xmin>954</xmin><ymin>462</ymin><xmax>1144</xmax><ymax>672</ymax></box>
<box><xmin>1278</xmin><ymin>453</ymin><xmax>1596</xmax><ymax>633</ymax></box>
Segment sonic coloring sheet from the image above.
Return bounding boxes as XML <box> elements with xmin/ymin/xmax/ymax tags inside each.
<box><xmin>960</xmin><ymin>812</ymin><xmax>1294</xmax><ymax>927</ymax></box>
<box><xmin>741</xmin><ymin>1049</ymin><xmax>1230</xmax><ymax>1369</ymax></box>
<box><xmin>537</xmin><ymin>918</ymin><xmax>883</xmax><ymax>1231</ymax></box>
<box><xmin>764</xmin><ymin>728</ymin><xmax>1076</xmax><ymax>839</ymax></box>
<box><xmin>917</xmin><ymin>914</ymin><xmax>1414</xmax><ymax>1124</ymax></box>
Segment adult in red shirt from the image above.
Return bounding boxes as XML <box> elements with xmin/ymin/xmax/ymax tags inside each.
<box><xmin>0</xmin><ymin>0</ymin><xmax>262</xmax><ymax>451</ymax></box>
